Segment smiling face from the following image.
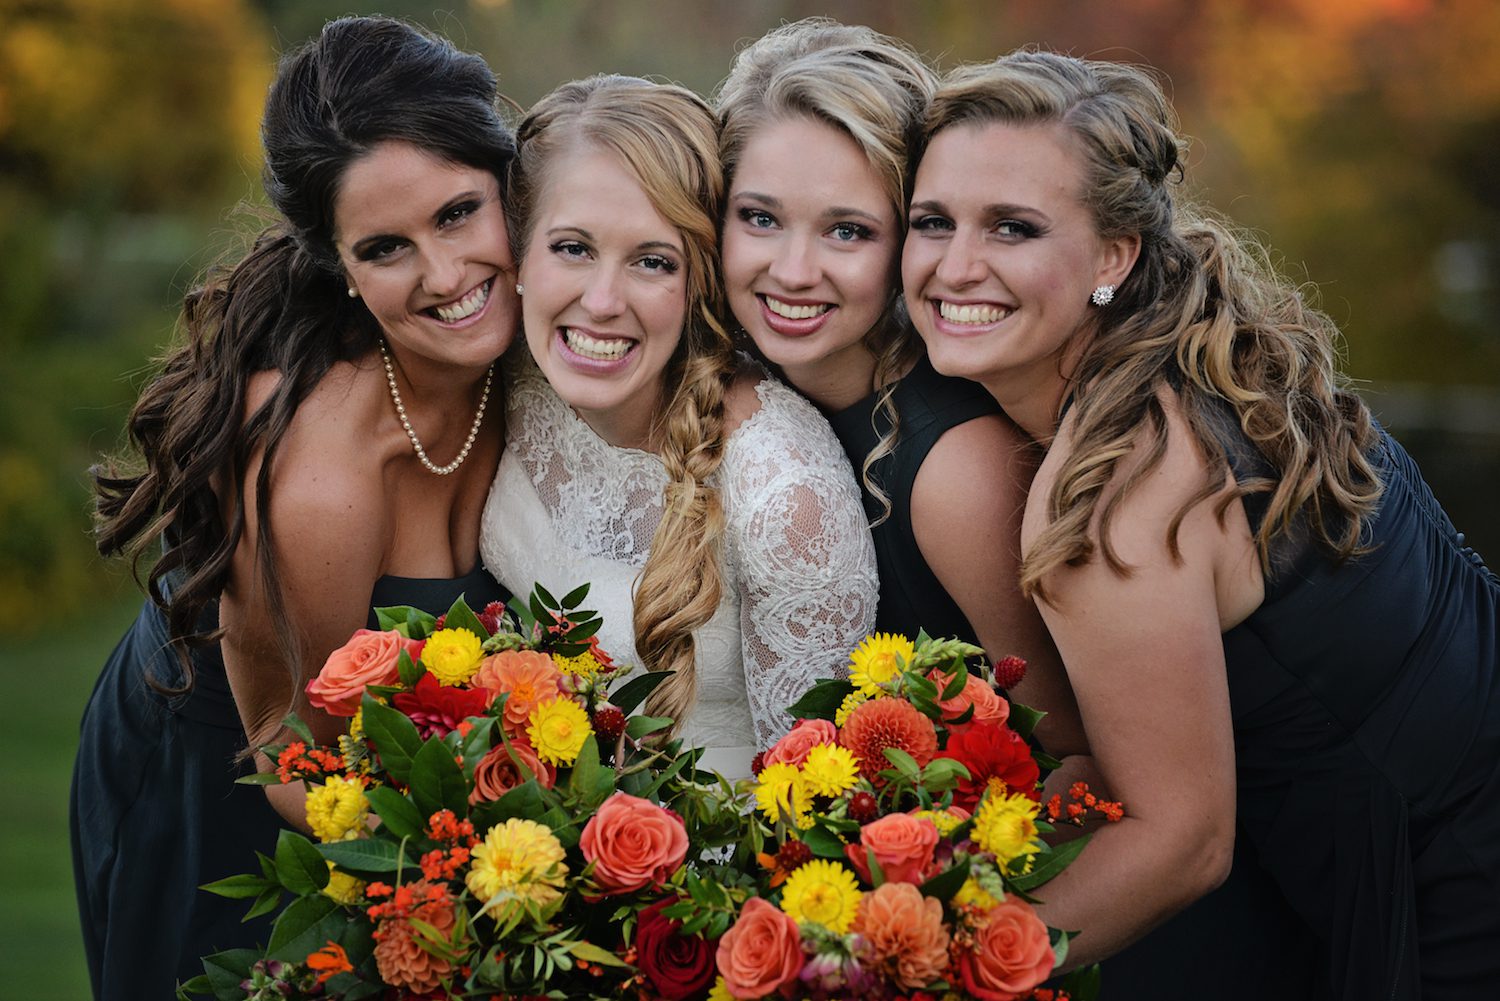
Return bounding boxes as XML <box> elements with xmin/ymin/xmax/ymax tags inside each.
<box><xmin>335</xmin><ymin>141</ymin><xmax>517</xmax><ymax>376</ymax></box>
<box><xmin>518</xmin><ymin>145</ymin><xmax>689</xmax><ymax>448</ymax></box>
<box><xmin>903</xmin><ymin>121</ymin><xmax>1136</xmax><ymax>432</ymax></box>
<box><xmin>722</xmin><ymin>116</ymin><xmax>899</xmax><ymax>402</ymax></box>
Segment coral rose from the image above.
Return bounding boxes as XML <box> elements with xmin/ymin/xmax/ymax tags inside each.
<box><xmin>844</xmin><ymin>812</ymin><xmax>939</xmax><ymax>885</ymax></box>
<box><xmin>929</xmin><ymin>668</ymin><xmax>1010</xmax><ymax>732</ymax></box>
<box><xmin>938</xmin><ymin>720</ymin><xmax>1041</xmax><ymax>811</ymax></box>
<box><xmin>715</xmin><ymin>897</ymin><xmax>804</xmax><ymax>1000</ymax></box>
<box><xmin>471</xmin><ymin>649</ymin><xmax>566</xmax><ymax>736</ymax></box>
<box><xmin>306</xmin><ymin>629</ymin><xmax>419</xmax><ymax>716</ymax></box>
<box><xmin>634</xmin><ymin>897</ymin><xmax>718</xmax><ymax>1000</ymax></box>
<box><xmin>956</xmin><ymin>897</ymin><xmax>1055</xmax><ymax>1001</ymax></box>
<box><xmin>853</xmin><ymin>882</ymin><xmax>950</xmax><ymax>989</ymax></box>
<box><xmin>838</xmin><ymin>697</ymin><xmax>938</xmax><ymax>782</ymax></box>
<box><xmin>762</xmin><ymin>718</ymin><xmax>838</xmax><ymax>769</ymax></box>
<box><xmin>579</xmin><ymin>793</ymin><xmax>689</xmax><ymax>895</ymax></box>
<box><xmin>469</xmin><ymin>738</ymin><xmax>556</xmax><ymax>804</ymax></box>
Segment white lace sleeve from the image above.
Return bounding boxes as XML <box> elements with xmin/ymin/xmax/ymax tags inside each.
<box><xmin>721</xmin><ymin>377</ymin><xmax>879</xmax><ymax>747</ymax></box>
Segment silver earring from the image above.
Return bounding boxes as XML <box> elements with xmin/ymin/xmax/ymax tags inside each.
<box><xmin>1090</xmin><ymin>284</ymin><xmax>1115</xmax><ymax>306</ymax></box>
<box><xmin>347</xmin><ymin>286</ymin><xmax>359</xmax><ymax>299</ymax></box>
<box><xmin>515</xmin><ymin>283</ymin><xmax>524</xmax><ymax>296</ymax></box>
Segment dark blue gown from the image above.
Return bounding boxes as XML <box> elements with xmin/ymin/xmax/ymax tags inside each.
<box><xmin>70</xmin><ymin>565</ymin><xmax>506</xmax><ymax>1001</ymax></box>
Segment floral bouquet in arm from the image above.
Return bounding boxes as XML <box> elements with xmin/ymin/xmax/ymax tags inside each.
<box><xmin>696</xmin><ymin>634</ymin><xmax>1122</xmax><ymax>1001</ymax></box>
<box><xmin>181</xmin><ymin>584</ymin><xmax>755</xmax><ymax>1001</ymax></box>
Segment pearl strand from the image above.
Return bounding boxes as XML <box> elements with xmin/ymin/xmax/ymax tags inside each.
<box><xmin>379</xmin><ymin>339</ymin><xmax>494</xmax><ymax>476</ymax></box>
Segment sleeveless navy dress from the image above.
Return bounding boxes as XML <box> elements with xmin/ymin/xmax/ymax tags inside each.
<box><xmin>70</xmin><ymin>566</ymin><xmax>506</xmax><ymax>1001</ymax></box>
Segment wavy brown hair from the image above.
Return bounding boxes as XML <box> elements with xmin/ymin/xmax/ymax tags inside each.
<box><xmin>507</xmin><ymin>76</ymin><xmax>735</xmax><ymax>725</ymax></box>
<box><xmin>716</xmin><ymin>18</ymin><xmax>935</xmax><ymax>524</ymax></box>
<box><xmin>918</xmin><ymin>52</ymin><xmax>1381</xmax><ymax>600</ymax></box>
<box><xmin>92</xmin><ymin>16</ymin><xmax>516</xmax><ymax>691</ymax></box>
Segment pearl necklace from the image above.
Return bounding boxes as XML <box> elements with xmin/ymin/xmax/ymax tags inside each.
<box><xmin>379</xmin><ymin>339</ymin><xmax>494</xmax><ymax>476</ymax></box>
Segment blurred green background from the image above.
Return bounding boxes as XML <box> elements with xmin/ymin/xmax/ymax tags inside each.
<box><xmin>3</xmin><ymin>0</ymin><xmax>1497</xmax><ymax>995</ymax></box>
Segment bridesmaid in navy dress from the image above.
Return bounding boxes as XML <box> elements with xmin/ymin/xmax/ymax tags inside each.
<box><xmin>70</xmin><ymin>18</ymin><xmax>517</xmax><ymax>999</ymax></box>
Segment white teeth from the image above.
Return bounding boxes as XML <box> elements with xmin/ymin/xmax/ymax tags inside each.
<box><xmin>764</xmin><ymin>296</ymin><xmax>832</xmax><ymax>321</ymax></box>
<box><xmin>939</xmin><ymin>300</ymin><xmax>1011</xmax><ymax>325</ymax></box>
<box><xmin>434</xmin><ymin>280</ymin><xmax>490</xmax><ymax>322</ymax></box>
<box><xmin>564</xmin><ymin>328</ymin><xmax>633</xmax><ymax>360</ymax></box>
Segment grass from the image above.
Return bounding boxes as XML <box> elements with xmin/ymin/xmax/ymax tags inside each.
<box><xmin>2</xmin><ymin>589</ymin><xmax>141</xmax><ymax>1000</ymax></box>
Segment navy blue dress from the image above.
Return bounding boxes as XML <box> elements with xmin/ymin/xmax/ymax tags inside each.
<box><xmin>70</xmin><ymin>566</ymin><xmax>506</xmax><ymax>1001</ymax></box>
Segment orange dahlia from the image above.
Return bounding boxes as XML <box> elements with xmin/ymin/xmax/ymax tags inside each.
<box><xmin>372</xmin><ymin>881</ymin><xmax>460</xmax><ymax>994</ymax></box>
<box><xmin>471</xmin><ymin>649</ymin><xmax>566</xmax><ymax>736</ymax></box>
<box><xmin>838</xmin><ymin>697</ymin><xmax>938</xmax><ymax>782</ymax></box>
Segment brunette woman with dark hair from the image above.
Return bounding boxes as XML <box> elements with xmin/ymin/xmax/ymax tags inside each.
<box><xmin>70</xmin><ymin>17</ymin><xmax>519</xmax><ymax>998</ymax></box>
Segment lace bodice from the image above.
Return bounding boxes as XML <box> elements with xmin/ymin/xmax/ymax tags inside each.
<box><xmin>480</xmin><ymin>354</ymin><xmax>878</xmax><ymax>772</ymax></box>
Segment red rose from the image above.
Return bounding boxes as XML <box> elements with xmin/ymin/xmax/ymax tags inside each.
<box><xmin>634</xmin><ymin>897</ymin><xmax>718</xmax><ymax>1000</ymax></box>
<box><xmin>937</xmin><ymin>720</ymin><xmax>1040</xmax><ymax>812</ymax></box>
<box><xmin>391</xmin><ymin>672</ymin><xmax>492</xmax><ymax>738</ymax></box>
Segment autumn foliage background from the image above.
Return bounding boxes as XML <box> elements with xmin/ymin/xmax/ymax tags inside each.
<box><xmin>2</xmin><ymin>0</ymin><xmax>1498</xmax><ymax>997</ymax></box>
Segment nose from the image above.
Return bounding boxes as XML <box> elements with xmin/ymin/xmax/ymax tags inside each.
<box><xmin>935</xmin><ymin>230</ymin><xmax>987</xmax><ymax>289</ymax></box>
<box><xmin>580</xmin><ymin>265</ymin><xmax>625</xmax><ymax>320</ymax></box>
<box><xmin>422</xmin><ymin>247</ymin><xmax>467</xmax><ymax>299</ymax></box>
<box><xmin>767</xmin><ymin>233</ymin><xmax>819</xmax><ymax>290</ymax></box>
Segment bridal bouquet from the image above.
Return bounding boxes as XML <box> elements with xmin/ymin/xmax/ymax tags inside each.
<box><xmin>182</xmin><ymin>585</ymin><xmax>754</xmax><ymax>1001</ymax></box>
<box><xmin>695</xmin><ymin>634</ymin><xmax>1122</xmax><ymax>1001</ymax></box>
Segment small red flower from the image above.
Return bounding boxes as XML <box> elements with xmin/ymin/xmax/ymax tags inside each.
<box><xmin>848</xmin><ymin>790</ymin><xmax>880</xmax><ymax>824</ymax></box>
<box><xmin>993</xmin><ymin>656</ymin><xmax>1027</xmax><ymax>691</ymax></box>
<box><xmin>591</xmin><ymin>704</ymin><xmax>626</xmax><ymax>743</ymax></box>
<box><xmin>477</xmin><ymin>601</ymin><xmax>507</xmax><ymax>636</ymax></box>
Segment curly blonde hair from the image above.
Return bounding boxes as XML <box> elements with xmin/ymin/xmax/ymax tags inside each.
<box><xmin>918</xmin><ymin>52</ymin><xmax>1382</xmax><ymax>599</ymax></box>
<box><xmin>508</xmin><ymin>76</ymin><xmax>735</xmax><ymax>724</ymax></box>
<box><xmin>717</xmin><ymin>17</ymin><xmax>936</xmax><ymax>524</ymax></box>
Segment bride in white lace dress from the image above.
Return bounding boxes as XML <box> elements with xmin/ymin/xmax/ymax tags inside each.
<box><xmin>479</xmin><ymin>75</ymin><xmax>878</xmax><ymax>777</ymax></box>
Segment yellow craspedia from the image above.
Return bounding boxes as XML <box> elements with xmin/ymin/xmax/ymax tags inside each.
<box><xmin>551</xmin><ymin>650</ymin><xmax>601</xmax><ymax>678</ymax></box>
<box><xmin>339</xmin><ymin>707</ymin><xmax>369</xmax><ymax>773</ymax></box>
<box><xmin>972</xmin><ymin>783</ymin><xmax>1043</xmax><ymax>871</ymax></box>
<box><xmin>779</xmin><ymin>859</ymin><xmax>863</xmax><ymax>934</ymax></box>
<box><xmin>466</xmin><ymin>817</ymin><xmax>569</xmax><ymax>921</ymax></box>
<box><xmin>848</xmin><ymin>632</ymin><xmax>916</xmax><ymax>696</ymax></box>
<box><xmin>422</xmin><ymin>627</ymin><xmax>484</xmax><ymax>686</ymax></box>
<box><xmin>304</xmin><ymin>774</ymin><xmax>368</xmax><ymax>843</ymax></box>
<box><xmin>323</xmin><ymin>864</ymin><xmax>364</xmax><ymax>905</ymax></box>
<box><xmin>835</xmin><ymin>689</ymin><xmax>871</xmax><ymax>727</ymax></box>
<box><xmin>755</xmin><ymin>762</ymin><xmax>813</xmax><ymax>828</ymax></box>
<box><xmin>801</xmin><ymin>743</ymin><xmax>859</xmax><ymax>798</ymax></box>
<box><xmin>527</xmin><ymin>696</ymin><xmax>592</xmax><ymax>765</ymax></box>
<box><xmin>952</xmin><ymin>875</ymin><xmax>999</xmax><ymax>911</ymax></box>
<box><xmin>912</xmin><ymin>808</ymin><xmax>964</xmax><ymax>838</ymax></box>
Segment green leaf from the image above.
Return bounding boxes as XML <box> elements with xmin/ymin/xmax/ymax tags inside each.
<box><xmin>1007</xmin><ymin>701</ymin><xmax>1046</xmax><ymax>742</ymax></box>
<box><xmin>200</xmin><ymin>873</ymin><xmax>275</xmax><ymax>900</ymax></box>
<box><xmin>534</xmin><ymin>582</ymin><xmax>560</xmax><ymax>610</ymax></box>
<box><xmin>786</xmin><ymin>679</ymin><xmax>855</xmax><ymax>720</ymax></box>
<box><xmin>906</xmin><ymin>672</ymin><xmax>938</xmax><ymax>700</ymax></box>
<box><xmin>279</xmin><ymin>712</ymin><xmax>316</xmax><ymax>746</ymax></box>
<box><xmin>918</xmin><ymin>856</ymin><xmax>970</xmax><ymax>902</ymax></box>
<box><xmin>1009</xmin><ymin>834</ymin><xmax>1091</xmax><ymax>891</ymax></box>
<box><xmin>1034</xmin><ymin>749</ymin><xmax>1065</xmax><ymax>772</ymax></box>
<box><xmin>562</xmin><ymin>617</ymin><xmax>602</xmax><ymax>643</ymax></box>
<box><xmin>1053</xmin><ymin>962</ymin><xmax>1103</xmax><ymax>1001</ymax></box>
<box><xmin>365</xmin><ymin>785</ymin><xmax>425</xmax><ymax>840</ymax></box>
<box><xmin>274</xmin><ymin>830</ymin><xmax>331</xmax><ymax>895</ymax></box>
<box><xmin>799</xmin><ymin>827</ymin><xmax>846</xmax><ymax>859</ymax></box>
<box><xmin>458</xmin><ymin>716</ymin><xmax>498</xmax><ymax>771</ymax></box>
<box><xmin>409</xmin><ymin>736</ymin><xmax>469</xmax><ymax>820</ymax></box>
<box><xmin>507</xmin><ymin>594</ymin><xmax>537</xmax><ymax>632</ymax></box>
<box><xmin>405</xmin><ymin>606</ymin><xmax>436</xmax><ymax>640</ymax></box>
<box><xmin>374</xmin><ymin>605</ymin><xmax>420</xmax><ymax>632</ymax></box>
<box><xmin>559</xmin><ymin>583</ymin><xmax>591</xmax><ymax>609</ymax></box>
<box><xmin>938</xmin><ymin>669</ymin><xmax>969</xmax><ymax>701</ymax></box>
<box><xmin>245</xmin><ymin>885</ymin><xmax>284</xmax><ymax>921</ymax></box>
<box><xmin>864</xmin><ymin>846</ymin><xmax>885</xmax><ymax>886</ymax></box>
<box><xmin>233</xmin><ymin>772</ymin><xmax>283</xmax><ymax>786</ymax></box>
<box><xmin>610</xmin><ymin>670</ymin><xmax>674</xmax><ymax>715</ymax></box>
<box><xmin>638</xmin><ymin>751</ymin><xmax>691</xmax><ymax>800</ymax></box>
<box><xmin>196</xmin><ymin>949</ymin><xmax>261</xmax><ymax>999</ymax></box>
<box><xmin>442</xmin><ymin>595</ymin><xmax>489</xmax><ymax>639</ymax></box>
<box><xmin>624</xmin><ymin>714</ymin><xmax>673</xmax><ymax>739</ymax></box>
<box><xmin>474</xmin><ymin>778</ymin><xmax>546</xmax><ymax>827</ymax></box>
<box><xmin>396</xmin><ymin>648</ymin><xmax>422</xmax><ymax>687</ymax></box>
<box><xmin>266</xmin><ymin>893</ymin><xmax>340</xmax><ymax>955</ymax></box>
<box><xmin>1051</xmin><ymin>928</ymin><xmax>1071</xmax><ymax>968</ymax></box>
<box><xmin>566</xmin><ymin>940</ymin><xmax>631</xmax><ymax>968</ymax></box>
<box><xmin>360</xmin><ymin>693</ymin><xmax>422</xmax><ymax>785</ymax></box>
<box><xmin>567</xmin><ymin>734</ymin><xmax>612</xmax><ymax>809</ymax></box>
<box><xmin>882</xmin><ymin>746</ymin><xmax>922</xmax><ymax>782</ymax></box>
<box><xmin>318</xmin><ymin>838</ymin><xmax>408</xmax><ymax>873</ymax></box>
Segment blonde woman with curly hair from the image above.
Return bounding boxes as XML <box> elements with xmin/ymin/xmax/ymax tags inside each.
<box><xmin>717</xmin><ymin>20</ymin><xmax>1083</xmax><ymax>757</ymax></box>
<box><xmin>905</xmin><ymin>49</ymin><xmax>1500</xmax><ymax>998</ymax></box>
<box><xmin>479</xmin><ymin>75</ymin><xmax>877</xmax><ymax>776</ymax></box>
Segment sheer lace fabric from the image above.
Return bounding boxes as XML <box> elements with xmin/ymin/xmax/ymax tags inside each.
<box><xmin>480</xmin><ymin>354</ymin><xmax>878</xmax><ymax>769</ymax></box>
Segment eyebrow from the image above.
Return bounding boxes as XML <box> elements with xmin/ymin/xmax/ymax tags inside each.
<box><xmin>348</xmin><ymin>189</ymin><xmax>486</xmax><ymax>258</ymax></box>
<box><xmin>909</xmin><ymin>198</ymin><xmax>1049</xmax><ymax>222</ymax></box>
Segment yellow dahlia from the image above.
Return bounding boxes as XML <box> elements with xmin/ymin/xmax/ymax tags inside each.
<box><xmin>779</xmin><ymin>859</ymin><xmax>863</xmax><ymax>934</ymax></box>
<box><xmin>304</xmin><ymin>774</ymin><xmax>368</xmax><ymax>843</ymax></box>
<box><xmin>527</xmin><ymin>696</ymin><xmax>592</xmax><ymax>766</ymax></box>
<box><xmin>801</xmin><ymin>743</ymin><xmax>860</xmax><ymax>798</ymax></box>
<box><xmin>551</xmin><ymin>650</ymin><xmax>601</xmax><ymax>678</ymax></box>
<box><xmin>848</xmin><ymin>633</ymin><xmax>916</xmax><ymax>696</ymax></box>
<box><xmin>421</xmin><ymin>628</ymin><xmax>484</xmax><ymax>686</ymax></box>
<box><xmin>972</xmin><ymin>782</ymin><xmax>1043</xmax><ymax>871</ymax></box>
<box><xmin>755</xmin><ymin>762</ymin><xmax>813</xmax><ymax>828</ymax></box>
<box><xmin>465</xmin><ymin>817</ymin><xmax>568</xmax><ymax>920</ymax></box>
<box><xmin>323</xmin><ymin>864</ymin><xmax>365</xmax><ymax>904</ymax></box>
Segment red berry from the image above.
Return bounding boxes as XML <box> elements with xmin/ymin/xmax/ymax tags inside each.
<box><xmin>775</xmin><ymin>839</ymin><xmax>813</xmax><ymax>871</ymax></box>
<box><xmin>993</xmin><ymin>655</ymin><xmax>1028</xmax><ymax>691</ymax></box>
<box><xmin>848</xmin><ymin>790</ymin><xmax>879</xmax><ymax>824</ymax></box>
<box><xmin>433</xmin><ymin>613</ymin><xmax>447</xmax><ymax>631</ymax></box>
<box><xmin>750</xmin><ymin>751</ymin><xmax>767</xmax><ymax>776</ymax></box>
<box><xmin>592</xmin><ymin>705</ymin><xmax>626</xmax><ymax>743</ymax></box>
<box><xmin>477</xmin><ymin>601</ymin><xmax>507</xmax><ymax>636</ymax></box>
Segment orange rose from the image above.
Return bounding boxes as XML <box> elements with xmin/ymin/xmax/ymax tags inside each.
<box><xmin>853</xmin><ymin>882</ymin><xmax>950</xmax><ymax>989</ymax></box>
<box><xmin>469</xmin><ymin>738</ymin><xmax>556</xmax><ymax>804</ymax></box>
<box><xmin>579</xmin><ymin>793</ymin><xmax>689</xmax><ymax>895</ymax></box>
<box><xmin>844</xmin><ymin>812</ymin><xmax>939</xmax><ymax>885</ymax></box>
<box><xmin>762</xmin><ymin>718</ymin><xmax>838</xmax><ymax>769</ymax></box>
<box><xmin>471</xmin><ymin>650</ymin><xmax>566</xmax><ymax>736</ymax></box>
<box><xmin>306</xmin><ymin>629</ymin><xmax>418</xmax><ymax>716</ymax></box>
<box><xmin>929</xmin><ymin>668</ymin><xmax>1010</xmax><ymax>732</ymax></box>
<box><xmin>715</xmin><ymin>897</ymin><xmax>804</xmax><ymax>999</ymax></box>
<box><xmin>956</xmin><ymin>897</ymin><xmax>1055</xmax><ymax>1001</ymax></box>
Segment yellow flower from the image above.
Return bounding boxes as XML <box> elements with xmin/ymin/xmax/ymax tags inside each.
<box><xmin>422</xmin><ymin>628</ymin><xmax>484</xmax><ymax>686</ymax></box>
<box><xmin>835</xmin><ymin>689</ymin><xmax>871</xmax><ymax>727</ymax></box>
<box><xmin>801</xmin><ymin>743</ymin><xmax>859</xmax><ymax>798</ymax></box>
<box><xmin>551</xmin><ymin>651</ymin><xmax>601</xmax><ymax>678</ymax></box>
<box><xmin>755</xmin><ymin>762</ymin><xmax>812</xmax><ymax>828</ymax></box>
<box><xmin>339</xmin><ymin>707</ymin><xmax>369</xmax><ymax>773</ymax></box>
<box><xmin>706</xmin><ymin>977</ymin><xmax>734</xmax><ymax>1001</ymax></box>
<box><xmin>465</xmin><ymin>817</ymin><xmax>568</xmax><ymax>921</ymax></box>
<box><xmin>304</xmin><ymin>774</ymin><xmax>368</xmax><ymax>843</ymax></box>
<box><xmin>911</xmin><ymin>808</ymin><xmax>964</xmax><ymax>838</ymax></box>
<box><xmin>323</xmin><ymin>864</ymin><xmax>364</xmax><ymax>905</ymax></box>
<box><xmin>848</xmin><ymin>633</ymin><xmax>915</xmax><ymax>696</ymax></box>
<box><xmin>952</xmin><ymin>876</ymin><xmax>999</xmax><ymax>911</ymax></box>
<box><xmin>527</xmin><ymin>697</ymin><xmax>592</xmax><ymax>765</ymax></box>
<box><xmin>972</xmin><ymin>783</ymin><xmax>1043</xmax><ymax>871</ymax></box>
<box><xmin>779</xmin><ymin>859</ymin><xmax>863</xmax><ymax>934</ymax></box>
